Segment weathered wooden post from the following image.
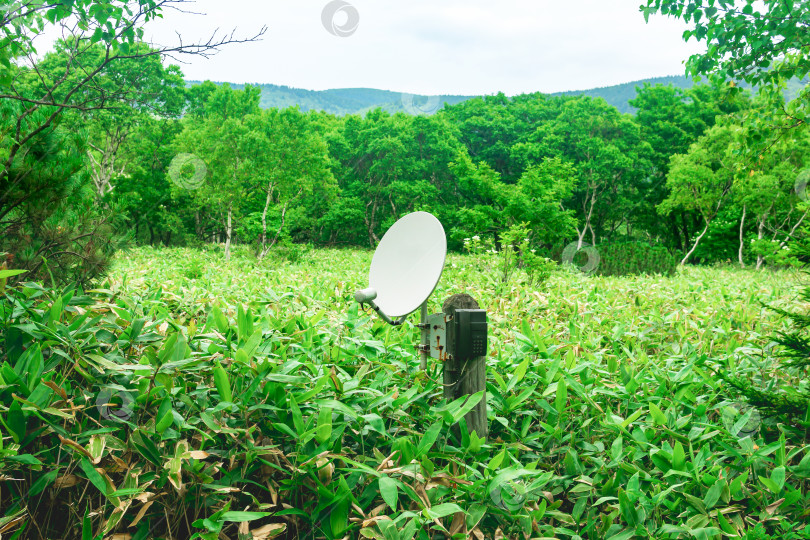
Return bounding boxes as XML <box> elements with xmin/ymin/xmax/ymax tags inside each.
<box><xmin>442</xmin><ymin>293</ymin><xmax>488</xmax><ymax>440</ymax></box>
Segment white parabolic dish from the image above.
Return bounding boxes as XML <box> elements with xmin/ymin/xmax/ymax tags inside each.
<box><xmin>369</xmin><ymin>211</ymin><xmax>447</xmax><ymax>317</ymax></box>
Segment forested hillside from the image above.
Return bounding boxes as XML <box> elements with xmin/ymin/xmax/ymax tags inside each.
<box><xmin>193</xmin><ymin>75</ymin><xmax>810</xmax><ymax>115</ymax></box>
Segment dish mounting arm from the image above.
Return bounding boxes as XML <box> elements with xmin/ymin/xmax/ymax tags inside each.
<box><xmin>354</xmin><ymin>288</ymin><xmax>408</xmax><ymax>326</ymax></box>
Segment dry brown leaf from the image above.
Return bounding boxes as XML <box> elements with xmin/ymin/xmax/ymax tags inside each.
<box><xmin>448</xmin><ymin>512</ymin><xmax>467</xmax><ymax>536</ymax></box>
<box><xmin>0</xmin><ymin>515</ymin><xmax>26</xmax><ymax>534</ymax></box>
<box><xmin>368</xmin><ymin>503</ymin><xmax>388</xmax><ymax>517</ymax></box>
<box><xmin>375</xmin><ymin>451</ymin><xmax>399</xmax><ymax>473</ymax></box>
<box><xmin>128</xmin><ymin>501</ymin><xmax>153</xmax><ymax>529</ymax></box>
<box><xmin>211</xmin><ymin>486</ymin><xmax>241</xmax><ymax>493</ymax></box>
<box><xmin>493</xmin><ymin>527</ymin><xmax>505</xmax><ymax>540</ymax></box>
<box><xmin>249</xmin><ymin>523</ymin><xmax>287</xmax><ymax>539</ymax></box>
<box><xmin>766</xmin><ymin>498</ymin><xmax>785</xmax><ymax>515</ymax></box>
<box><xmin>43</xmin><ymin>380</ymin><xmax>68</xmax><ymax>400</ymax></box>
<box><xmin>53</xmin><ymin>474</ymin><xmax>81</xmax><ymax>489</ymax></box>
<box><xmin>360</xmin><ymin>516</ymin><xmax>391</xmax><ymax>528</ymax></box>
<box><xmin>58</xmin><ymin>434</ymin><xmax>93</xmax><ymax>459</ymax></box>
<box><xmin>316</xmin><ymin>457</ymin><xmax>334</xmax><ymax>486</ymax></box>
<box><xmin>265</xmin><ymin>482</ymin><xmax>278</xmax><ymax>505</ymax></box>
<box><xmin>188</xmin><ymin>451</ymin><xmax>210</xmax><ymax>459</ymax></box>
<box><xmin>414</xmin><ymin>483</ymin><xmax>430</xmax><ymax>508</ymax></box>
<box><xmin>107</xmin><ymin>535</ymin><xmax>132</xmax><ymax>540</ymax></box>
<box><xmin>134</xmin><ymin>491</ymin><xmax>155</xmax><ymax>504</ymax></box>
<box><xmin>470</xmin><ymin>528</ymin><xmax>485</xmax><ymax>540</ymax></box>
<box><xmin>109</xmin><ymin>455</ymin><xmax>130</xmax><ymax>473</ymax></box>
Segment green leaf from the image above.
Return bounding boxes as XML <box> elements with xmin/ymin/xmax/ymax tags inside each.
<box><xmin>555</xmin><ymin>378</ymin><xmax>567</xmax><ymax>414</ymax></box>
<box><xmin>290</xmin><ymin>395</ymin><xmax>304</xmax><ymax>436</ymax></box>
<box><xmin>488</xmin><ymin>449</ymin><xmax>506</xmax><ymax>471</ymax></box>
<box><xmin>6</xmin><ymin>454</ymin><xmax>42</xmax><ymax>466</ymax></box>
<box><xmin>0</xmin><ymin>269</ymin><xmax>26</xmax><ymax>279</ymax></box>
<box><xmin>703</xmin><ymin>478</ymin><xmax>725</xmax><ymax>509</ymax></box>
<box><xmin>316</xmin><ymin>407</ymin><xmax>332</xmax><ymax>445</ymax></box>
<box><xmin>379</xmin><ymin>476</ymin><xmax>398</xmax><ymax>511</ymax></box>
<box><xmin>416</xmin><ymin>421</ymin><xmax>442</xmax><ymax>457</ymax></box>
<box><xmin>424</xmin><ymin>503</ymin><xmax>464</xmax><ymax>520</ymax></box>
<box><xmin>649</xmin><ymin>402</ymin><xmax>667</xmax><ymax>425</ymax></box>
<box><xmin>672</xmin><ymin>441</ymin><xmax>686</xmax><ymax>471</ymax></box>
<box><xmin>221</xmin><ymin>511</ymin><xmax>273</xmax><ymax>522</ymax></box>
<box><xmin>29</xmin><ymin>470</ymin><xmax>58</xmax><ymax>497</ymax></box>
<box><xmin>507</xmin><ymin>357</ymin><xmax>529</xmax><ymax>392</ymax></box>
<box><xmin>759</xmin><ymin>475</ymin><xmax>780</xmax><ymax>495</ymax></box>
<box><xmin>617</xmin><ymin>488</ymin><xmax>637</xmax><ymax>526</ymax></box>
<box><xmin>771</xmin><ymin>466</ymin><xmax>785</xmax><ymax>492</ymax></box>
<box><xmin>611</xmin><ymin>436</ymin><xmax>623</xmax><ymax>462</ymax></box>
<box><xmin>156</xmin><ymin>408</ymin><xmax>174</xmax><ymax>434</ymax></box>
<box><xmin>80</xmin><ymin>458</ymin><xmax>108</xmax><ymax>496</ymax></box>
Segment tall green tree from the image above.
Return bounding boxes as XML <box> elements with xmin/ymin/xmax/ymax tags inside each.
<box><xmin>0</xmin><ymin>0</ymin><xmax>263</xmax><ymax>282</ymax></box>
<box><xmin>247</xmin><ymin>108</ymin><xmax>336</xmax><ymax>258</ymax></box>
<box><xmin>448</xmin><ymin>151</ymin><xmax>577</xmax><ymax>247</ymax></box>
<box><xmin>173</xmin><ymin>84</ymin><xmax>262</xmax><ymax>260</ymax></box>
<box><xmin>735</xmin><ymin>130</ymin><xmax>810</xmax><ymax>268</ymax></box>
<box><xmin>659</xmin><ymin>122</ymin><xmax>742</xmax><ymax>264</ymax></box>
<box><xmin>642</xmin><ymin>0</ymin><xmax>810</xmax><ymax>138</ymax></box>
<box><xmin>642</xmin><ymin>0</ymin><xmax>810</xmax><ymax>87</ymax></box>
<box><xmin>630</xmin><ymin>80</ymin><xmax>748</xmax><ymax>252</ymax></box>
<box><xmin>516</xmin><ymin>97</ymin><xmax>650</xmax><ymax>247</ymax></box>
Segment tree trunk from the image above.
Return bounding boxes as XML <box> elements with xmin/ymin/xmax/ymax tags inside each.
<box><xmin>259</xmin><ymin>185</ymin><xmax>273</xmax><ymax>259</ymax></box>
<box><xmin>738</xmin><ymin>204</ymin><xmax>746</xmax><ymax>267</ymax></box>
<box><xmin>756</xmin><ymin>218</ymin><xmax>765</xmax><ymax>270</ymax></box>
<box><xmin>260</xmin><ymin>200</ymin><xmax>292</xmax><ymax>260</ymax></box>
<box><xmin>87</xmin><ymin>130</ymin><xmax>126</xmax><ymax>202</ymax></box>
<box><xmin>364</xmin><ymin>199</ymin><xmax>380</xmax><ymax>248</ymax></box>
<box><xmin>669</xmin><ymin>216</ymin><xmax>683</xmax><ymax>252</ymax></box>
<box><xmin>577</xmin><ymin>188</ymin><xmax>598</xmax><ymax>249</ymax></box>
<box><xmin>681</xmin><ymin>221</ymin><xmax>709</xmax><ymax>266</ymax></box>
<box><xmin>680</xmin><ymin>212</ymin><xmax>691</xmax><ymax>255</ymax></box>
<box><xmin>224</xmin><ymin>205</ymin><xmax>233</xmax><ymax>261</ymax></box>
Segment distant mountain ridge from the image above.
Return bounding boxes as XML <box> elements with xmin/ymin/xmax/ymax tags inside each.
<box><xmin>188</xmin><ymin>74</ymin><xmax>807</xmax><ymax>116</ymax></box>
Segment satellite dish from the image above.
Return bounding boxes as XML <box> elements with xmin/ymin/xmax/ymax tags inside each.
<box><xmin>363</xmin><ymin>211</ymin><xmax>447</xmax><ymax>318</ymax></box>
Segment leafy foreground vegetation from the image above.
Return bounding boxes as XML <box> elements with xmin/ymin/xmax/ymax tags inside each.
<box><xmin>2</xmin><ymin>246</ymin><xmax>810</xmax><ymax>540</ymax></box>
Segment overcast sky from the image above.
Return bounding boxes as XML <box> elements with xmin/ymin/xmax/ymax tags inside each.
<box><xmin>142</xmin><ymin>0</ymin><xmax>705</xmax><ymax>96</ymax></box>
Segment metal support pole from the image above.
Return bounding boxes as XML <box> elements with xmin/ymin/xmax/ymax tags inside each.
<box><xmin>419</xmin><ymin>301</ymin><xmax>429</xmax><ymax>370</ymax></box>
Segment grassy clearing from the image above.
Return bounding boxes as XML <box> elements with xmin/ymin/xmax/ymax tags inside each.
<box><xmin>1</xmin><ymin>245</ymin><xmax>809</xmax><ymax>539</ymax></box>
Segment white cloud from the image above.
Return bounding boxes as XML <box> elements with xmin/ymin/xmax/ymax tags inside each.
<box><xmin>127</xmin><ymin>0</ymin><xmax>706</xmax><ymax>94</ymax></box>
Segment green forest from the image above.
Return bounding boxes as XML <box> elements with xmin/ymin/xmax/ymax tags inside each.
<box><xmin>4</xmin><ymin>45</ymin><xmax>810</xmax><ymax>283</ymax></box>
<box><xmin>3</xmin><ymin>1</ymin><xmax>810</xmax><ymax>539</ymax></box>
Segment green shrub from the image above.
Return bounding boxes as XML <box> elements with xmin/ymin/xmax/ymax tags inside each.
<box><xmin>182</xmin><ymin>256</ymin><xmax>205</xmax><ymax>279</ymax></box>
<box><xmin>593</xmin><ymin>241</ymin><xmax>678</xmax><ymax>277</ymax></box>
<box><xmin>464</xmin><ymin>223</ymin><xmax>556</xmax><ymax>288</ymax></box>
